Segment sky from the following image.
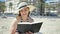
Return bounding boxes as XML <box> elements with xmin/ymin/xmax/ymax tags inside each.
<box><xmin>46</xmin><ymin>0</ymin><xmax>59</xmax><ymax>3</ymax></box>
<box><xmin>0</xmin><ymin>0</ymin><xmax>59</xmax><ymax>2</ymax></box>
<box><xmin>0</xmin><ymin>0</ymin><xmax>5</xmax><ymax>2</ymax></box>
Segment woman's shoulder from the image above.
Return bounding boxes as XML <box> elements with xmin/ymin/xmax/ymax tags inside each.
<box><xmin>16</xmin><ymin>16</ymin><xmax>21</xmax><ymax>20</ymax></box>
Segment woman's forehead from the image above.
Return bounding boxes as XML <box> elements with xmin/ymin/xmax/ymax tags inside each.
<box><xmin>23</xmin><ymin>7</ymin><xmax>29</xmax><ymax>9</ymax></box>
<box><xmin>19</xmin><ymin>7</ymin><xmax>29</xmax><ymax>11</ymax></box>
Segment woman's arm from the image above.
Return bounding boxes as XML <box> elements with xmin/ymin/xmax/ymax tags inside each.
<box><xmin>9</xmin><ymin>16</ymin><xmax>20</xmax><ymax>34</ymax></box>
<box><xmin>10</xmin><ymin>20</ymin><xmax>18</xmax><ymax>34</ymax></box>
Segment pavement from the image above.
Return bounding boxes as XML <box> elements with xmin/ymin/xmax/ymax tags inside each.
<box><xmin>0</xmin><ymin>16</ymin><xmax>60</xmax><ymax>34</ymax></box>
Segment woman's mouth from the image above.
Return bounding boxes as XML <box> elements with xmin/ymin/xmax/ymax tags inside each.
<box><xmin>23</xmin><ymin>14</ymin><xmax>27</xmax><ymax>15</ymax></box>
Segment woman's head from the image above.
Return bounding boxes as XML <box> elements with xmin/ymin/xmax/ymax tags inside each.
<box><xmin>18</xmin><ymin>6</ymin><xmax>30</xmax><ymax>17</ymax></box>
<box><xmin>18</xmin><ymin>2</ymin><xmax>36</xmax><ymax>17</ymax></box>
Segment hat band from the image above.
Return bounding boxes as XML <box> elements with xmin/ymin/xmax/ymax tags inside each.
<box><xmin>19</xmin><ymin>5</ymin><xmax>27</xmax><ymax>9</ymax></box>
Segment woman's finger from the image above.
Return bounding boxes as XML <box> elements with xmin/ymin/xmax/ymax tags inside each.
<box><xmin>28</xmin><ymin>31</ymin><xmax>34</xmax><ymax>34</ymax></box>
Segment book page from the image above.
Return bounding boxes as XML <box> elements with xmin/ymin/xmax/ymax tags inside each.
<box><xmin>18</xmin><ymin>21</ymin><xmax>43</xmax><ymax>24</ymax></box>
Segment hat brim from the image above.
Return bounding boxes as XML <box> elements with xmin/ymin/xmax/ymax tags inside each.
<box><xmin>19</xmin><ymin>5</ymin><xmax>36</xmax><ymax>12</ymax></box>
<box><xmin>13</xmin><ymin>5</ymin><xmax>36</xmax><ymax>14</ymax></box>
<box><xmin>27</xmin><ymin>5</ymin><xmax>36</xmax><ymax>12</ymax></box>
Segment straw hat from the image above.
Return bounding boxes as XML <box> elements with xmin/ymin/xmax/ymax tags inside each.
<box><xmin>18</xmin><ymin>2</ymin><xmax>36</xmax><ymax>11</ymax></box>
<box><xmin>14</xmin><ymin>2</ymin><xmax>36</xmax><ymax>14</ymax></box>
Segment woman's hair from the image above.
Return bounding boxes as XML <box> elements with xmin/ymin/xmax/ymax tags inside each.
<box><xmin>18</xmin><ymin>11</ymin><xmax>30</xmax><ymax>17</ymax></box>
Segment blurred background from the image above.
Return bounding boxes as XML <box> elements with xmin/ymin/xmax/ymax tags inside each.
<box><xmin>0</xmin><ymin>0</ymin><xmax>60</xmax><ymax>17</ymax></box>
<box><xmin>0</xmin><ymin>0</ymin><xmax>60</xmax><ymax>34</ymax></box>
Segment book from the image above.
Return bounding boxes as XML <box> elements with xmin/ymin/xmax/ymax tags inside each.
<box><xmin>17</xmin><ymin>22</ymin><xmax>43</xmax><ymax>33</ymax></box>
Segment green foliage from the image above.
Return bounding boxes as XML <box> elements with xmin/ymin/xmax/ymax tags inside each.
<box><xmin>45</xmin><ymin>3</ymin><xmax>58</xmax><ymax>10</ymax></box>
<box><xmin>9</xmin><ymin>2</ymin><xmax>13</xmax><ymax>11</ymax></box>
<box><xmin>58</xmin><ymin>3</ymin><xmax>60</xmax><ymax>7</ymax></box>
<box><xmin>9</xmin><ymin>2</ymin><xmax>12</xmax><ymax>7</ymax></box>
<box><xmin>0</xmin><ymin>2</ymin><xmax>6</xmax><ymax>13</ymax></box>
<box><xmin>9</xmin><ymin>2</ymin><xmax>12</xmax><ymax>8</ymax></box>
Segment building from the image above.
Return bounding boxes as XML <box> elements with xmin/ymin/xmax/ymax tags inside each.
<box><xmin>45</xmin><ymin>1</ymin><xmax>59</xmax><ymax>16</ymax></box>
<box><xmin>58</xmin><ymin>0</ymin><xmax>60</xmax><ymax>16</ymax></box>
<box><xmin>5</xmin><ymin>0</ymin><xmax>45</xmax><ymax>16</ymax></box>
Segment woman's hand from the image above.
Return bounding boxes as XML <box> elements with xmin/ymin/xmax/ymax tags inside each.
<box><xmin>29</xmin><ymin>31</ymin><xmax>34</xmax><ymax>34</ymax></box>
<box><xmin>25</xmin><ymin>31</ymin><xmax>34</xmax><ymax>34</ymax></box>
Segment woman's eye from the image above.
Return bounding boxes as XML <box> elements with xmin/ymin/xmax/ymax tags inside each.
<box><xmin>25</xmin><ymin>9</ymin><xmax>27</xmax><ymax>11</ymax></box>
<box><xmin>20</xmin><ymin>10</ymin><xmax>24</xmax><ymax>13</ymax></box>
<box><xmin>25</xmin><ymin>9</ymin><xmax>28</xmax><ymax>11</ymax></box>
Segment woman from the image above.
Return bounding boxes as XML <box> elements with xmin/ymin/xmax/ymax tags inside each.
<box><xmin>9</xmin><ymin>2</ymin><xmax>36</xmax><ymax>34</ymax></box>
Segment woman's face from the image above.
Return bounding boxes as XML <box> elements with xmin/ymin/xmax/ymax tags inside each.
<box><xmin>20</xmin><ymin>7</ymin><xmax>29</xmax><ymax>17</ymax></box>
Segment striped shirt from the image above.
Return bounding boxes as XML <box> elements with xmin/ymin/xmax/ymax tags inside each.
<box><xmin>19</xmin><ymin>17</ymin><xmax>34</xmax><ymax>23</ymax></box>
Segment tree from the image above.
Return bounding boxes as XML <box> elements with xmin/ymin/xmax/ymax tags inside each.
<box><xmin>40</xmin><ymin>0</ymin><xmax>45</xmax><ymax>15</ymax></box>
<box><xmin>0</xmin><ymin>2</ymin><xmax>6</xmax><ymax>14</ymax></box>
<box><xmin>57</xmin><ymin>3</ymin><xmax>60</xmax><ymax>15</ymax></box>
<box><xmin>9</xmin><ymin>2</ymin><xmax>12</xmax><ymax>11</ymax></box>
<box><xmin>0</xmin><ymin>2</ymin><xmax>6</xmax><ymax>18</ymax></box>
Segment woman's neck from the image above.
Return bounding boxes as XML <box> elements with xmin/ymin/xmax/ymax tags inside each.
<box><xmin>21</xmin><ymin>16</ymin><xmax>28</xmax><ymax>21</ymax></box>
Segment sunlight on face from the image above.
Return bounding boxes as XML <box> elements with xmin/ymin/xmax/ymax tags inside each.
<box><xmin>20</xmin><ymin>7</ymin><xmax>29</xmax><ymax>16</ymax></box>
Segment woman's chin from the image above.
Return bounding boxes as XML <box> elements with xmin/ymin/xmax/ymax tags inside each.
<box><xmin>22</xmin><ymin>15</ymin><xmax>28</xmax><ymax>16</ymax></box>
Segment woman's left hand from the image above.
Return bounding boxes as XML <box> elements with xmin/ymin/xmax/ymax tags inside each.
<box><xmin>25</xmin><ymin>31</ymin><xmax>34</xmax><ymax>34</ymax></box>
